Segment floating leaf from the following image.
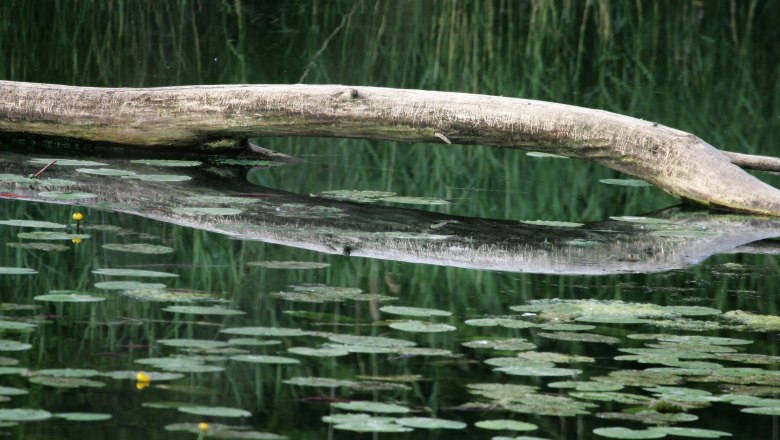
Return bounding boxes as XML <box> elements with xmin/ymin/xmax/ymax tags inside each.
<box><xmin>6</xmin><ymin>242</ymin><xmax>68</xmax><ymax>252</ymax></box>
<box><xmin>120</xmin><ymin>288</ymin><xmax>222</xmax><ymax>303</ymax></box>
<box><xmin>157</xmin><ymin>339</ymin><xmax>230</xmax><ymax>349</ymax></box>
<box><xmin>596</xmin><ymin>411</ymin><xmax>698</xmax><ymax>425</ymax></box>
<box><xmin>248</xmin><ymin>261</ymin><xmax>330</xmax><ymax>269</ymax></box>
<box><xmin>95</xmin><ymin>281</ymin><xmax>166</xmax><ymax>290</ymax></box>
<box><xmin>331</xmin><ymin>401</ymin><xmax>411</xmax><ymax>414</ymax></box>
<box><xmin>548</xmin><ymin>381</ymin><xmax>621</xmax><ymax>391</ymax></box>
<box><xmin>0</xmin><ymin>219</ymin><xmax>67</xmax><ymax>228</ymax></box>
<box><xmin>76</xmin><ymin>168</ymin><xmax>136</xmax><ymax>176</ymax></box>
<box><xmin>130</xmin><ymin>160</ymin><xmax>202</xmax><ymax>167</ymax></box>
<box><xmin>221</xmin><ymin>327</ymin><xmax>309</xmax><ymax>337</ymax></box>
<box><xmin>102</xmin><ymin>243</ymin><xmax>174</xmax><ymax>254</ymax></box>
<box><xmin>380</xmin><ymin>306</ymin><xmax>452</xmax><ymax>317</ymax></box>
<box><xmin>227</xmin><ymin>338</ymin><xmax>281</xmax><ymax>347</ymax></box>
<box><xmin>163</xmin><ymin>305</ymin><xmax>245</xmax><ymax>316</ymax></box>
<box><xmin>652</xmin><ymin>427</ymin><xmax>731</xmax><ymax>438</ymax></box>
<box><xmin>102</xmin><ymin>370</ymin><xmax>183</xmax><ymax>381</ymax></box>
<box><xmin>287</xmin><ymin>347</ymin><xmax>348</xmax><ymax>357</ymax></box>
<box><xmin>284</xmin><ymin>377</ymin><xmax>357</xmax><ymax>388</ymax></box>
<box><xmin>177</xmin><ymin>406</ymin><xmax>251</xmax><ymax>418</ymax></box>
<box><xmin>335</xmin><ymin>420</ymin><xmax>412</xmax><ymax>433</ymax></box>
<box><xmin>38</xmin><ymin>191</ymin><xmax>97</xmax><ymax>200</ymax></box>
<box><xmin>497</xmin><ymin>366</ymin><xmax>582</xmax><ymax>377</ymax></box>
<box><xmin>92</xmin><ymin>268</ymin><xmax>179</xmax><ymax>278</ymax></box>
<box><xmin>172</xmin><ymin>207</ymin><xmax>243</xmax><ymax>216</ymax></box>
<box><xmin>0</xmin><ymin>267</ymin><xmax>37</xmax><ymax>275</ymax></box>
<box><xmin>327</xmin><ymin>334</ymin><xmax>416</xmax><ymax>348</ymax></box>
<box><xmin>538</xmin><ymin>332</ymin><xmax>621</xmax><ymax>344</ymax></box>
<box><xmin>610</xmin><ymin>216</ymin><xmax>673</xmax><ymax>224</ymax></box>
<box><xmin>230</xmin><ymin>355</ymin><xmax>300</xmax><ymax>364</ymax></box>
<box><xmin>599</xmin><ymin>179</ymin><xmax>652</xmax><ymax>187</ymax></box>
<box><xmin>520</xmin><ymin>220</ymin><xmax>583</xmax><ymax>227</ymax></box>
<box><xmin>134</xmin><ymin>357</ymin><xmax>224</xmax><ymax>373</ymax></box>
<box><xmin>741</xmin><ymin>406</ymin><xmax>780</xmax><ymax>416</ymax></box>
<box><xmin>723</xmin><ymin>310</ymin><xmax>780</xmax><ymax>332</ymax></box>
<box><xmin>0</xmin><ymin>321</ymin><xmax>37</xmax><ymax>332</ymax></box>
<box><xmin>17</xmin><ymin>231</ymin><xmax>90</xmax><ymax>240</ymax></box>
<box><xmin>0</xmin><ymin>386</ymin><xmax>27</xmax><ymax>396</ymax></box>
<box><xmin>36</xmin><ymin>368</ymin><xmax>100</xmax><ymax>377</ymax></box>
<box><xmin>395</xmin><ymin>417</ymin><xmax>466</xmax><ymax>429</ymax></box>
<box><xmin>312</xmin><ymin>190</ymin><xmax>396</xmax><ymax>203</ymax></box>
<box><xmin>29</xmin><ymin>376</ymin><xmax>104</xmax><ymax>388</ymax></box>
<box><xmin>0</xmin><ymin>340</ymin><xmax>33</xmax><ymax>351</ymax></box>
<box><xmin>461</xmin><ymin>338</ymin><xmax>536</xmax><ymax>351</ymax></box>
<box><xmin>389</xmin><ymin>320</ymin><xmax>457</xmax><ymax>333</ymax></box>
<box><xmin>34</xmin><ymin>293</ymin><xmax>104</xmax><ymax>303</ymax></box>
<box><xmin>165</xmin><ymin>422</ymin><xmax>287</xmax><ymax>439</ymax></box>
<box><xmin>54</xmin><ymin>412</ymin><xmax>112</xmax><ymax>422</ymax></box>
<box><xmin>475</xmin><ymin>419</ymin><xmax>537</xmax><ymax>431</ymax></box>
<box><xmin>0</xmin><ymin>409</ymin><xmax>52</xmax><ymax>422</ymax></box>
<box><xmin>593</xmin><ymin>427</ymin><xmax>666</xmax><ymax>439</ymax></box>
<box><xmin>122</xmin><ymin>174</ymin><xmax>191</xmax><ymax>182</ymax></box>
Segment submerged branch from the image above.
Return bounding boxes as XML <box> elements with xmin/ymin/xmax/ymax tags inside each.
<box><xmin>2</xmin><ymin>81</ymin><xmax>780</xmax><ymax>215</ymax></box>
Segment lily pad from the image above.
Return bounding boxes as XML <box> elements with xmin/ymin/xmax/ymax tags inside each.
<box><xmin>122</xmin><ymin>174</ymin><xmax>191</xmax><ymax>182</ymax></box>
<box><xmin>247</xmin><ymin>261</ymin><xmax>330</xmax><ymax>269</ymax></box>
<box><xmin>610</xmin><ymin>216</ymin><xmax>673</xmax><ymax>224</ymax></box>
<box><xmin>34</xmin><ymin>293</ymin><xmax>105</xmax><ymax>303</ymax></box>
<box><xmin>162</xmin><ymin>305</ymin><xmax>245</xmax><ymax>316</ymax></box>
<box><xmin>538</xmin><ymin>332</ymin><xmax>621</xmax><ymax>344</ymax></box>
<box><xmin>0</xmin><ymin>267</ymin><xmax>37</xmax><ymax>275</ymax></box>
<box><xmin>331</xmin><ymin>401</ymin><xmax>411</xmax><ymax>413</ymax></box>
<box><xmin>29</xmin><ymin>376</ymin><xmax>105</xmax><ymax>388</ymax></box>
<box><xmin>134</xmin><ymin>357</ymin><xmax>224</xmax><ymax>373</ymax></box>
<box><xmin>157</xmin><ymin>339</ymin><xmax>230</xmax><ymax>349</ymax></box>
<box><xmin>29</xmin><ymin>158</ymin><xmax>106</xmax><ymax>166</ymax></box>
<box><xmin>496</xmin><ymin>366</ymin><xmax>582</xmax><ymax>377</ymax></box>
<box><xmin>0</xmin><ymin>321</ymin><xmax>37</xmax><ymax>332</ymax></box>
<box><xmin>229</xmin><ymin>355</ymin><xmax>300</xmax><ymax>364</ymax></box>
<box><xmin>38</xmin><ymin>191</ymin><xmax>97</xmax><ymax>200</ymax></box>
<box><xmin>461</xmin><ymin>338</ymin><xmax>536</xmax><ymax>351</ymax></box>
<box><xmin>0</xmin><ymin>340</ymin><xmax>33</xmax><ymax>351</ymax></box>
<box><xmin>389</xmin><ymin>320</ymin><xmax>457</xmax><ymax>333</ymax></box>
<box><xmin>172</xmin><ymin>207</ymin><xmax>243</xmax><ymax>216</ymax></box>
<box><xmin>102</xmin><ymin>243</ymin><xmax>174</xmax><ymax>254</ymax></box>
<box><xmin>599</xmin><ymin>178</ymin><xmax>652</xmax><ymax>187</ymax></box>
<box><xmin>380</xmin><ymin>306</ymin><xmax>452</xmax><ymax>317</ymax></box>
<box><xmin>327</xmin><ymin>334</ymin><xmax>416</xmax><ymax>348</ymax></box>
<box><xmin>95</xmin><ymin>281</ymin><xmax>166</xmax><ymax>291</ymax></box>
<box><xmin>312</xmin><ymin>190</ymin><xmax>396</xmax><ymax>203</ymax></box>
<box><xmin>0</xmin><ymin>219</ymin><xmax>67</xmax><ymax>228</ymax></box>
<box><xmin>287</xmin><ymin>347</ymin><xmax>349</xmax><ymax>357</ymax></box>
<box><xmin>17</xmin><ymin>232</ymin><xmax>90</xmax><ymax>240</ymax></box>
<box><xmin>475</xmin><ymin>419</ymin><xmax>537</xmax><ymax>431</ymax></box>
<box><xmin>35</xmin><ymin>368</ymin><xmax>100</xmax><ymax>377</ymax></box>
<box><xmin>593</xmin><ymin>427</ymin><xmax>666</xmax><ymax>439</ymax></box>
<box><xmin>177</xmin><ymin>406</ymin><xmax>251</xmax><ymax>418</ymax></box>
<box><xmin>221</xmin><ymin>327</ymin><xmax>309</xmax><ymax>337</ymax></box>
<box><xmin>741</xmin><ymin>406</ymin><xmax>780</xmax><ymax>416</ymax></box>
<box><xmin>0</xmin><ymin>386</ymin><xmax>27</xmax><ymax>396</ymax></box>
<box><xmin>92</xmin><ymin>268</ymin><xmax>179</xmax><ymax>278</ymax></box>
<box><xmin>76</xmin><ymin>168</ymin><xmax>136</xmax><ymax>176</ymax></box>
<box><xmin>283</xmin><ymin>377</ymin><xmax>357</xmax><ymax>388</ymax></box>
<box><xmin>0</xmin><ymin>409</ymin><xmax>52</xmax><ymax>422</ymax></box>
<box><xmin>520</xmin><ymin>220</ymin><xmax>584</xmax><ymax>228</ymax></box>
<box><xmin>130</xmin><ymin>159</ymin><xmax>202</xmax><ymax>167</ymax></box>
<box><xmin>54</xmin><ymin>412</ymin><xmax>112</xmax><ymax>422</ymax></box>
<box><xmin>6</xmin><ymin>242</ymin><xmax>69</xmax><ymax>252</ymax></box>
<box><xmin>395</xmin><ymin>417</ymin><xmax>466</xmax><ymax>429</ymax></box>
<box><xmin>652</xmin><ymin>427</ymin><xmax>732</xmax><ymax>438</ymax></box>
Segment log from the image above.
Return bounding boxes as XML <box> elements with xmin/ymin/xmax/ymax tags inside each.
<box><xmin>2</xmin><ymin>80</ymin><xmax>780</xmax><ymax>216</ymax></box>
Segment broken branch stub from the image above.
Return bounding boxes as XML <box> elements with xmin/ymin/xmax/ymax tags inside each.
<box><xmin>1</xmin><ymin>80</ymin><xmax>780</xmax><ymax>216</ymax></box>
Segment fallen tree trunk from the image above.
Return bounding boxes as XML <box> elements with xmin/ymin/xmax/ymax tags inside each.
<box><xmin>2</xmin><ymin>80</ymin><xmax>780</xmax><ymax>216</ymax></box>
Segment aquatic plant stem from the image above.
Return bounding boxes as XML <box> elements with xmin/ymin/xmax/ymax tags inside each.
<box><xmin>2</xmin><ymin>80</ymin><xmax>780</xmax><ymax>216</ymax></box>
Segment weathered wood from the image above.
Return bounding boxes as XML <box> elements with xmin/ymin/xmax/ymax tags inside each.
<box><xmin>2</xmin><ymin>80</ymin><xmax>780</xmax><ymax>216</ymax></box>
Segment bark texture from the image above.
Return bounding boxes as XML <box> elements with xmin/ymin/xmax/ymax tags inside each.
<box><xmin>2</xmin><ymin>80</ymin><xmax>780</xmax><ymax>215</ymax></box>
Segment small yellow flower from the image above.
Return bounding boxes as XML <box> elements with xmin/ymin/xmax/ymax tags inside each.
<box><xmin>72</xmin><ymin>212</ymin><xmax>84</xmax><ymax>221</ymax></box>
<box><xmin>135</xmin><ymin>381</ymin><xmax>149</xmax><ymax>391</ymax></box>
<box><xmin>71</xmin><ymin>238</ymin><xmax>82</xmax><ymax>244</ymax></box>
<box><xmin>136</xmin><ymin>371</ymin><xmax>151</xmax><ymax>383</ymax></box>
<box><xmin>198</xmin><ymin>422</ymin><xmax>209</xmax><ymax>431</ymax></box>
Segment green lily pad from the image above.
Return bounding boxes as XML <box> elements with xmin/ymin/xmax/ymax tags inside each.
<box><xmin>395</xmin><ymin>417</ymin><xmax>466</xmax><ymax>429</ymax></box>
<box><xmin>94</xmin><ymin>281</ymin><xmax>166</xmax><ymax>290</ymax></box>
<box><xmin>0</xmin><ymin>267</ymin><xmax>37</xmax><ymax>275</ymax></box>
<box><xmin>102</xmin><ymin>243</ymin><xmax>174</xmax><ymax>254</ymax></box>
<box><xmin>287</xmin><ymin>347</ymin><xmax>349</xmax><ymax>357</ymax></box>
<box><xmin>6</xmin><ymin>242</ymin><xmax>69</xmax><ymax>252</ymax></box>
<box><xmin>29</xmin><ymin>376</ymin><xmax>104</xmax><ymax>388</ymax></box>
<box><xmin>549</xmin><ymin>381</ymin><xmax>622</xmax><ymax>391</ymax></box>
<box><xmin>157</xmin><ymin>339</ymin><xmax>230</xmax><ymax>349</ymax></box>
<box><xmin>538</xmin><ymin>332</ymin><xmax>621</xmax><ymax>344</ymax></box>
<box><xmin>520</xmin><ymin>220</ymin><xmax>584</xmax><ymax>228</ymax></box>
<box><xmin>34</xmin><ymin>293</ymin><xmax>104</xmax><ymax>303</ymax></box>
<box><xmin>335</xmin><ymin>420</ymin><xmax>412</xmax><ymax>433</ymax></box>
<box><xmin>162</xmin><ymin>305</ymin><xmax>245</xmax><ymax>316</ymax></box>
<box><xmin>475</xmin><ymin>419</ymin><xmax>537</xmax><ymax>431</ymax></box>
<box><xmin>741</xmin><ymin>406</ymin><xmax>780</xmax><ymax>416</ymax></box>
<box><xmin>723</xmin><ymin>310</ymin><xmax>780</xmax><ymax>332</ymax></box>
<box><xmin>122</xmin><ymin>174</ymin><xmax>191</xmax><ymax>182</ymax></box>
<box><xmin>230</xmin><ymin>355</ymin><xmax>300</xmax><ymax>364</ymax></box>
<box><xmin>283</xmin><ymin>377</ymin><xmax>357</xmax><ymax>388</ymax></box>
<box><xmin>599</xmin><ymin>178</ymin><xmax>652</xmax><ymax>187</ymax></box>
<box><xmin>596</xmin><ymin>410</ymin><xmax>698</xmax><ymax>425</ymax></box>
<box><xmin>227</xmin><ymin>338</ymin><xmax>281</xmax><ymax>347</ymax></box>
<box><xmin>221</xmin><ymin>327</ymin><xmax>309</xmax><ymax>337</ymax></box>
<box><xmin>312</xmin><ymin>190</ymin><xmax>396</xmax><ymax>203</ymax></box>
<box><xmin>164</xmin><ymin>423</ymin><xmax>287</xmax><ymax>439</ymax></box>
<box><xmin>54</xmin><ymin>412</ymin><xmax>112</xmax><ymax>422</ymax></box>
<box><xmin>0</xmin><ymin>219</ymin><xmax>67</xmax><ymax>228</ymax></box>
<box><xmin>461</xmin><ymin>338</ymin><xmax>536</xmax><ymax>351</ymax></box>
<box><xmin>331</xmin><ymin>401</ymin><xmax>411</xmax><ymax>413</ymax></box>
<box><xmin>92</xmin><ymin>268</ymin><xmax>179</xmax><ymax>278</ymax></box>
<box><xmin>379</xmin><ymin>196</ymin><xmax>450</xmax><ymax>205</ymax></box>
<box><xmin>652</xmin><ymin>427</ymin><xmax>732</xmax><ymax>438</ymax></box>
<box><xmin>17</xmin><ymin>232</ymin><xmax>90</xmax><ymax>240</ymax></box>
<box><xmin>0</xmin><ymin>386</ymin><xmax>27</xmax><ymax>396</ymax></box>
<box><xmin>177</xmin><ymin>406</ymin><xmax>251</xmax><ymax>418</ymax></box>
<box><xmin>537</xmin><ymin>323</ymin><xmax>596</xmax><ymax>331</ymax></box>
<box><xmin>29</xmin><ymin>158</ymin><xmax>106</xmax><ymax>167</ymax></box>
<box><xmin>389</xmin><ymin>320</ymin><xmax>457</xmax><ymax>333</ymax></box>
<box><xmin>130</xmin><ymin>159</ymin><xmax>202</xmax><ymax>167</ymax></box>
<box><xmin>610</xmin><ymin>216</ymin><xmax>673</xmax><ymax>224</ymax></box>
<box><xmin>465</xmin><ymin>318</ymin><xmax>536</xmax><ymax>328</ymax></box>
<box><xmin>380</xmin><ymin>306</ymin><xmax>452</xmax><ymax>317</ymax></box>
<box><xmin>0</xmin><ymin>321</ymin><xmax>37</xmax><ymax>332</ymax></box>
<box><xmin>656</xmin><ymin>335</ymin><xmax>751</xmax><ymax>346</ymax></box>
<box><xmin>101</xmin><ymin>371</ymin><xmax>183</xmax><ymax>381</ymax></box>
<box><xmin>0</xmin><ymin>340</ymin><xmax>33</xmax><ymax>351</ymax></box>
<box><xmin>496</xmin><ymin>366</ymin><xmax>582</xmax><ymax>377</ymax></box>
<box><xmin>38</xmin><ymin>191</ymin><xmax>97</xmax><ymax>200</ymax></box>
<box><xmin>35</xmin><ymin>368</ymin><xmax>100</xmax><ymax>377</ymax></box>
<box><xmin>134</xmin><ymin>357</ymin><xmax>224</xmax><ymax>373</ymax></box>
<box><xmin>76</xmin><ymin>168</ymin><xmax>136</xmax><ymax>176</ymax></box>
<box><xmin>172</xmin><ymin>207</ymin><xmax>243</xmax><ymax>216</ymax></box>
<box><xmin>593</xmin><ymin>427</ymin><xmax>666</xmax><ymax>439</ymax></box>
<box><xmin>328</xmin><ymin>334</ymin><xmax>416</xmax><ymax>348</ymax></box>
<box><xmin>247</xmin><ymin>261</ymin><xmax>330</xmax><ymax>269</ymax></box>
<box><xmin>0</xmin><ymin>409</ymin><xmax>52</xmax><ymax>422</ymax></box>
<box><xmin>120</xmin><ymin>288</ymin><xmax>222</xmax><ymax>302</ymax></box>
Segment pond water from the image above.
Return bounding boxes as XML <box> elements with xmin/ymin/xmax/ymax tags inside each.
<box><xmin>1</xmin><ymin>2</ymin><xmax>780</xmax><ymax>439</ymax></box>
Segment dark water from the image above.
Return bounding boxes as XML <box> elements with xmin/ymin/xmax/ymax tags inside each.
<box><xmin>1</xmin><ymin>2</ymin><xmax>780</xmax><ymax>439</ymax></box>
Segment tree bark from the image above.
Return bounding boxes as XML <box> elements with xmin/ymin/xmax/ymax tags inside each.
<box><xmin>2</xmin><ymin>80</ymin><xmax>780</xmax><ymax>216</ymax></box>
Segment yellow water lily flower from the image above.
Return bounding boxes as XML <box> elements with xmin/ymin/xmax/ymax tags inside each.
<box><xmin>72</xmin><ymin>212</ymin><xmax>84</xmax><ymax>221</ymax></box>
